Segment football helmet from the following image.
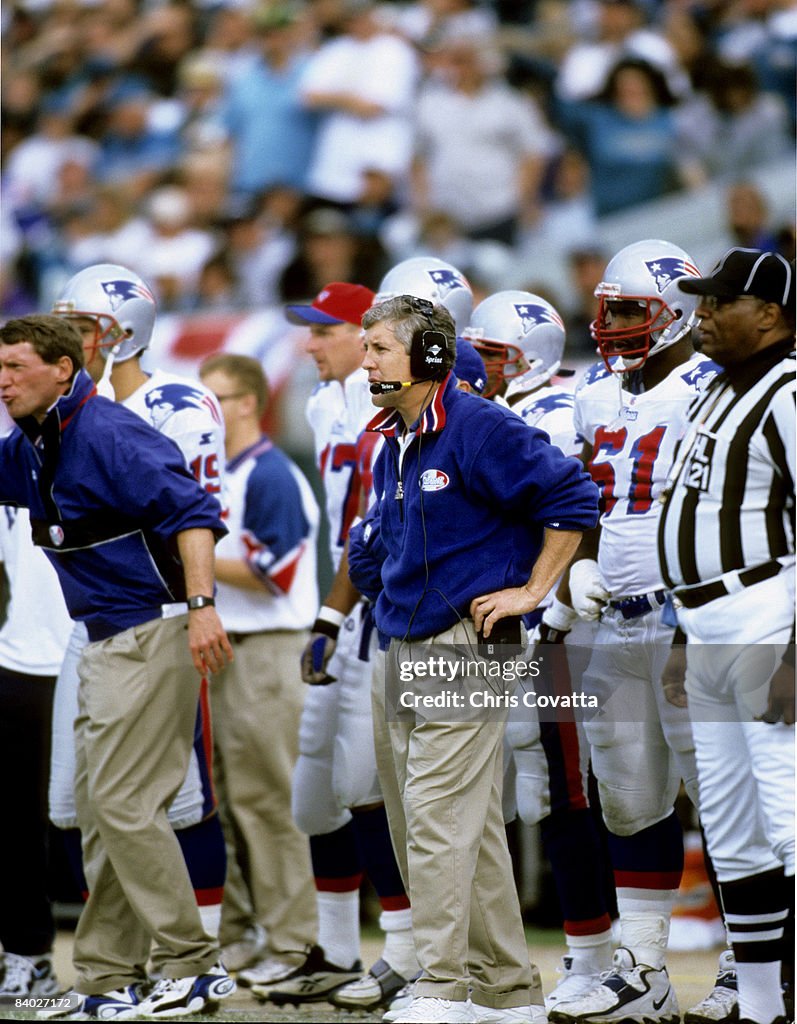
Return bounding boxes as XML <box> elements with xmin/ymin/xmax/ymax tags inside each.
<box><xmin>52</xmin><ymin>264</ymin><xmax>156</xmax><ymax>363</ymax></box>
<box><xmin>592</xmin><ymin>240</ymin><xmax>701</xmax><ymax>373</ymax></box>
<box><xmin>461</xmin><ymin>290</ymin><xmax>565</xmax><ymax>400</ymax></box>
<box><xmin>374</xmin><ymin>256</ymin><xmax>473</xmax><ymax>333</ymax></box>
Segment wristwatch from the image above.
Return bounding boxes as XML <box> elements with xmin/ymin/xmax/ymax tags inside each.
<box><xmin>187</xmin><ymin>595</ymin><xmax>215</xmax><ymax>610</ymax></box>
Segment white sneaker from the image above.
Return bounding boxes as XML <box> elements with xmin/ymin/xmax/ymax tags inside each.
<box><xmin>545</xmin><ymin>957</ymin><xmax>602</xmax><ymax>1011</ymax></box>
<box><xmin>219</xmin><ymin>924</ymin><xmax>268</xmax><ymax>972</ymax></box>
<box><xmin>684</xmin><ymin>950</ymin><xmax>737</xmax><ymax>1024</ymax></box>
<box><xmin>330</xmin><ymin>958</ymin><xmax>411</xmax><ymax>1009</ymax></box>
<box><xmin>134</xmin><ymin>961</ymin><xmax>235</xmax><ymax>1018</ymax></box>
<box><xmin>547</xmin><ymin>948</ymin><xmax>679</xmax><ymax>1023</ymax></box>
<box><xmin>472</xmin><ymin>1001</ymin><xmax>548</xmax><ymax>1023</ymax></box>
<box><xmin>237</xmin><ymin>953</ymin><xmax>299</xmax><ymax>987</ymax></box>
<box><xmin>36</xmin><ymin>984</ymin><xmax>146</xmax><ymax>1020</ymax></box>
<box><xmin>393</xmin><ymin>996</ymin><xmax>476</xmax><ymax>1023</ymax></box>
<box><xmin>0</xmin><ymin>952</ymin><xmax>60</xmax><ymax>1000</ymax></box>
<box><xmin>253</xmin><ymin>943</ymin><xmax>362</xmax><ymax>1005</ymax></box>
<box><xmin>383</xmin><ymin>977</ymin><xmax>418</xmax><ymax>1021</ymax></box>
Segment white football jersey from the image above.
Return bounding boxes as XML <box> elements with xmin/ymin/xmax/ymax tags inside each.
<box><xmin>306</xmin><ymin>367</ymin><xmax>382</xmax><ymax>570</ymax></box>
<box><xmin>123</xmin><ymin>368</ymin><xmax>226</xmax><ymax>505</ymax></box>
<box><xmin>509</xmin><ymin>383</ymin><xmax>581</xmax><ymax>457</ymax></box>
<box><xmin>574</xmin><ymin>355</ymin><xmax>718</xmax><ymax>596</ymax></box>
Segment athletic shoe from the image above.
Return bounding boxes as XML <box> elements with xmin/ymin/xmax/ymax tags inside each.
<box><xmin>237</xmin><ymin>953</ymin><xmax>300</xmax><ymax>988</ymax></box>
<box><xmin>684</xmin><ymin>950</ymin><xmax>737</xmax><ymax>1024</ymax></box>
<box><xmin>471</xmin><ymin>1001</ymin><xmax>548</xmax><ymax>1022</ymax></box>
<box><xmin>393</xmin><ymin>996</ymin><xmax>476</xmax><ymax>1023</ymax></box>
<box><xmin>134</xmin><ymin>961</ymin><xmax>235</xmax><ymax>1018</ymax></box>
<box><xmin>251</xmin><ymin>943</ymin><xmax>362</xmax><ymax>1005</ymax></box>
<box><xmin>545</xmin><ymin>957</ymin><xmax>602</xmax><ymax>1011</ymax></box>
<box><xmin>383</xmin><ymin>977</ymin><xmax>419</xmax><ymax>1021</ymax></box>
<box><xmin>0</xmin><ymin>952</ymin><xmax>60</xmax><ymax>1001</ymax></box>
<box><xmin>547</xmin><ymin>947</ymin><xmax>679</xmax><ymax>1023</ymax></box>
<box><xmin>330</xmin><ymin>957</ymin><xmax>410</xmax><ymax>1009</ymax></box>
<box><xmin>36</xmin><ymin>984</ymin><xmax>146</xmax><ymax>1019</ymax></box>
<box><xmin>220</xmin><ymin>923</ymin><xmax>268</xmax><ymax>973</ymax></box>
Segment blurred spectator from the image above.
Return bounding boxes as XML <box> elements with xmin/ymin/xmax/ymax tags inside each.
<box><xmin>64</xmin><ymin>184</ymin><xmax>151</xmax><ymax>272</ymax></box>
<box><xmin>559</xmin><ymin>57</ymin><xmax>692</xmax><ymax>216</ymax></box>
<box><xmin>191</xmin><ymin>250</ymin><xmax>246</xmax><ymax>312</ymax></box>
<box><xmin>390</xmin><ymin>0</ymin><xmax>498</xmax><ymax>50</ymax></box>
<box><xmin>722</xmin><ymin>180</ymin><xmax>780</xmax><ymax>252</ymax></box>
<box><xmin>676</xmin><ymin>61</ymin><xmax>792</xmax><ymax>180</ymax></box>
<box><xmin>172</xmin><ymin>51</ymin><xmax>231</xmax><ymax>156</ymax></box>
<box><xmin>561</xmin><ymin>246</ymin><xmax>606</xmax><ymax>358</ymax></box>
<box><xmin>413</xmin><ymin>33</ymin><xmax>556</xmax><ymax>244</ymax></box>
<box><xmin>202</xmin><ymin>5</ymin><xmax>261</xmax><ymax>82</ymax></box>
<box><xmin>222</xmin><ymin>1</ymin><xmax>318</xmax><ymax>200</ymax></box>
<box><xmin>299</xmin><ymin>0</ymin><xmax>419</xmax><ymax>208</ymax></box>
<box><xmin>556</xmin><ymin>0</ymin><xmax>688</xmax><ymax>102</ymax></box>
<box><xmin>136</xmin><ymin>185</ymin><xmax>216</xmax><ymax>310</ymax></box>
<box><xmin>94</xmin><ymin>84</ymin><xmax>182</xmax><ymax>199</ymax></box>
<box><xmin>219</xmin><ymin>191</ymin><xmax>298</xmax><ymax>308</ymax></box>
<box><xmin>278</xmin><ymin>206</ymin><xmax>387</xmax><ymax>299</ymax></box>
<box><xmin>519</xmin><ymin>145</ymin><xmax>598</xmax><ymax>255</ymax></box>
<box><xmin>128</xmin><ymin>3</ymin><xmax>200</xmax><ymax>98</ymax></box>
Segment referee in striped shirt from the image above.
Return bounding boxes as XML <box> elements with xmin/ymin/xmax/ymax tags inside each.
<box><xmin>658</xmin><ymin>248</ymin><xmax>794</xmax><ymax>1024</ymax></box>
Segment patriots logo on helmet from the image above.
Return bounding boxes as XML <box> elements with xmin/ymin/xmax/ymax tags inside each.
<box><xmin>515</xmin><ymin>303</ymin><xmax>565</xmax><ymax>332</ymax></box>
<box><xmin>428</xmin><ymin>269</ymin><xmax>466</xmax><ymax>297</ymax></box>
<box><xmin>101</xmin><ymin>279</ymin><xmax>155</xmax><ymax>311</ymax></box>
<box><xmin>644</xmin><ymin>258</ymin><xmax>700</xmax><ymax>294</ymax></box>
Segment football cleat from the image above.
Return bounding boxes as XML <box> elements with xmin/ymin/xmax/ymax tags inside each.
<box><xmin>547</xmin><ymin>947</ymin><xmax>679</xmax><ymax>1024</ymax></box>
<box><xmin>251</xmin><ymin>943</ymin><xmax>362</xmax><ymax>1004</ymax></box>
<box><xmin>134</xmin><ymin>961</ymin><xmax>234</xmax><ymax>1018</ymax></box>
<box><xmin>683</xmin><ymin>949</ymin><xmax>737</xmax><ymax>1024</ymax></box>
<box><xmin>330</xmin><ymin>957</ymin><xmax>410</xmax><ymax>1009</ymax></box>
<box><xmin>1</xmin><ymin>952</ymin><xmax>60</xmax><ymax>1001</ymax></box>
<box><xmin>545</xmin><ymin>957</ymin><xmax>603</xmax><ymax>1011</ymax></box>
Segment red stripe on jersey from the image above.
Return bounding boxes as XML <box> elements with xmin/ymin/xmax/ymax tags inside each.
<box><xmin>195</xmin><ymin>885</ymin><xmax>224</xmax><ymax>906</ymax></box>
<box><xmin>614</xmin><ymin>869</ymin><xmax>683</xmax><ymax>890</ymax></box>
<box><xmin>269</xmin><ymin>543</ymin><xmax>304</xmax><ymax>593</ymax></box>
<box><xmin>379</xmin><ymin>894</ymin><xmax>411</xmax><ymax>912</ymax></box>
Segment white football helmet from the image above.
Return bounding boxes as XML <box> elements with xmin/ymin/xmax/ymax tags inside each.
<box><xmin>52</xmin><ymin>263</ymin><xmax>156</xmax><ymax>363</ymax></box>
<box><xmin>592</xmin><ymin>239</ymin><xmax>701</xmax><ymax>373</ymax></box>
<box><xmin>461</xmin><ymin>290</ymin><xmax>565</xmax><ymax>400</ymax></box>
<box><xmin>374</xmin><ymin>256</ymin><xmax>473</xmax><ymax>333</ymax></box>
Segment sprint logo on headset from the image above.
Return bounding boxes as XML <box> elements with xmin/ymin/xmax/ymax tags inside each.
<box><xmin>420</xmin><ymin>469</ymin><xmax>449</xmax><ymax>492</ymax></box>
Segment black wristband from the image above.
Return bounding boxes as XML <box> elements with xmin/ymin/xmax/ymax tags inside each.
<box><xmin>312</xmin><ymin>618</ymin><xmax>340</xmax><ymax>641</ymax></box>
<box><xmin>187</xmin><ymin>595</ymin><xmax>215</xmax><ymax>610</ymax></box>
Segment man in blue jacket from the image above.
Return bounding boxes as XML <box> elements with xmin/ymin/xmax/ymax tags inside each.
<box><xmin>350</xmin><ymin>296</ymin><xmax>600</xmax><ymax>1024</ymax></box>
<box><xmin>0</xmin><ymin>315</ymin><xmax>235</xmax><ymax>1021</ymax></box>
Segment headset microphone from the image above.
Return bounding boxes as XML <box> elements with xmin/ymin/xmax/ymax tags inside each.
<box><xmin>369</xmin><ymin>378</ymin><xmax>434</xmax><ymax>395</ymax></box>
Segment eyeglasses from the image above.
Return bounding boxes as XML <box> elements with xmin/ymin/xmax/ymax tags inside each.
<box><xmin>700</xmin><ymin>294</ymin><xmax>764</xmax><ymax>311</ymax></box>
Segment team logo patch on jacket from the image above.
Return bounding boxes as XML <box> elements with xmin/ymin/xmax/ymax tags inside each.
<box><xmin>420</xmin><ymin>469</ymin><xmax>449</xmax><ymax>492</ymax></box>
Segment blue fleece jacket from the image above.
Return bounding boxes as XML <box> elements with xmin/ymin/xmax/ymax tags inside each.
<box><xmin>351</xmin><ymin>375</ymin><xmax>598</xmax><ymax>641</ymax></box>
<box><xmin>0</xmin><ymin>369</ymin><xmax>226</xmax><ymax>640</ymax></box>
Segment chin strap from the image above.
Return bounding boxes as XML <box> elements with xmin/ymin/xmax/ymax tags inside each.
<box><xmin>96</xmin><ymin>344</ymin><xmax>121</xmax><ymax>400</ymax></box>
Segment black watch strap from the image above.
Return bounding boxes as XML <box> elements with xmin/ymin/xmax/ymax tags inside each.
<box><xmin>187</xmin><ymin>595</ymin><xmax>215</xmax><ymax>610</ymax></box>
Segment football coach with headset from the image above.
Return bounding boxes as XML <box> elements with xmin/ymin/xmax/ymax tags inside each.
<box><xmin>348</xmin><ymin>295</ymin><xmax>599</xmax><ymax>1024</ymax></box>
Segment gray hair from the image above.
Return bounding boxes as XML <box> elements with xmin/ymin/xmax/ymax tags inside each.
<box><xmin>362</xmin><ymin>295</ymin><xmax>456</xmax><ymax>356</ymax></box>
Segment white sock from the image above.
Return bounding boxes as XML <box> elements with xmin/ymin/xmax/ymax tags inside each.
<box><xmin>198</xmin><ymin>902</ymin><xmax>222</xmax><ymax>940</ymax></box>
<box><xmin>737</xmin><ymin>961</ymin><xmax>786</xmax><ymax>1022</ymax></box>
<box><xmin>567</xmin><ymin>928</ymin><xmax>613</xmax><ymax>973</ymax></box>
<box><xmin>617</xmin><ymin>898</ymin><xmax>673</xmax><ymax>970</ymax></box>
<box><xmin>316</xmin><ymin>890</ymin><xmax>360</xmax><ymax>968</ymax></box>
<box><xmin>379</xmin><ymin>908</ymin><xmax>418</xmax><ymax>979</ymax></box>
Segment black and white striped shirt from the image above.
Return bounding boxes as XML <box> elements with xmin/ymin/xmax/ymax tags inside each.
<box><xmin>658</xmin><ymin>340</ymin><xmax>795</xmax><ymax>590</ymax></box>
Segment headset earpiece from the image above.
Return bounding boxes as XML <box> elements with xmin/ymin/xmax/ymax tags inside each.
<box><xmin>405</xmin><ymin>297</ymin><xmax>456</xmax><ymax>381</ymax></box>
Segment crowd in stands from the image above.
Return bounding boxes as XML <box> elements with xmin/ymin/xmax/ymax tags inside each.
<box><xmin>2</xmin><ymin>0</ymin><xmax>795</xmax><ymax>337</ymax></box>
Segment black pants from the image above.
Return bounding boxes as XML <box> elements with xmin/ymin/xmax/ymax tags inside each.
<box><xmin>0</xmin><ymin>666</ymin><xmax>57</xmax><ymax>954</ymax></box>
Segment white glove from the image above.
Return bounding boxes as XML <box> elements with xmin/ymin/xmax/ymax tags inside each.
<box><xmin>300</xmin><ymin>606</ymin><xmax>344</xmax><ymax>684</ymax></box>
<box><xmin>568</xmin><ymin>559</ymin><xmax>610</xmax><ymax>621</ymax></box>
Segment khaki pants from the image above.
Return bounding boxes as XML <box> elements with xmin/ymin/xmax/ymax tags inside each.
<box><xmin>372</xmin><ymin>622</ymin><xmax>540</xmax><ymax>1009</ymax></box>
<box><xmin>74</xmin><ymin>615</ymin><xmax>218</xmax><ymax>994</ymax></box>
<box><xmin>211</xmin><ymin>631</ymin><xmax>316</xmax><ymax>954</ymax></box>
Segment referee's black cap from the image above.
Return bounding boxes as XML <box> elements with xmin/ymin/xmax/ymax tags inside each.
<box><xmin>678</xmin><ymin>247</ymin><xmax>795</xmax><ymax>309</ymax></box>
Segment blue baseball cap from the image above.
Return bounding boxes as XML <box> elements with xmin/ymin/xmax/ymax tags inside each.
<box><xmin>453</xmin><ymin>339</ymin><xmax>487</xmax><ymax>394</ymax></box>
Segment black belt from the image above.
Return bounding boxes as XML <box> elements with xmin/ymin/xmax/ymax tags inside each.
<box><xmin>673</xmin><ymin>559</ymin><xmax>784</xmax><ymax>609</ymax></box>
